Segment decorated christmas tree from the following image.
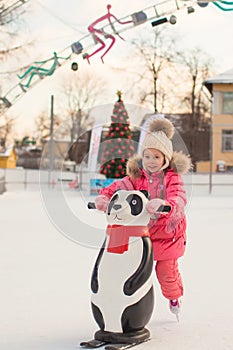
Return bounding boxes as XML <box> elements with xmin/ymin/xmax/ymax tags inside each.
<box><xmin>100</xmin><ymin>91</ymin><xmax>135</xmax><ymax>178</ymax></box>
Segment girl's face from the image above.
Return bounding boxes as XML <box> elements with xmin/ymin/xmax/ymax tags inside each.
<box><xmin>143</xmin><ymin>148</ymin><xmax>165</xmax><ymax>173</ymax></box>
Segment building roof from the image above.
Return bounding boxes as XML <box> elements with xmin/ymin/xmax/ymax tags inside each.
<box><xmin>203</xmin><ymin>68</ymin><xmax>233</xmax><ymax>94</ymax></box>
<box><xmin>0</xmin><ymin>145</ymin><xmax>15</xmax><ymax>157</ymax></box>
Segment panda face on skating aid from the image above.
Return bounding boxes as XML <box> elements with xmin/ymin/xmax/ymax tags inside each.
<box><xmin>106</xmin><ymin>190</ymin><xmax>150</xmax><ymax>226</ymax></box>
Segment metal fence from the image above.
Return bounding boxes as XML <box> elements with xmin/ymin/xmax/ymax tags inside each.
<box><xmin>0</xmin><ymin>168</ymin><xmax>105</xmax><ymax>192</ymax></box>
<box><xmin>0</xmin><ymin>168</ymin><xmax>233</xmax><ymax>195</ymax></box>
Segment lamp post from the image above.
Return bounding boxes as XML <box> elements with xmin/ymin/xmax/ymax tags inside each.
<box><xmin>49</xmin><ymin>95</ymin><xmax>54</xmax><ymax>171</ymax></box>
<box><xmin>202</xmin><ymin>85</ymin><xmax>213</xmax><ymax>194</ymax></box>
<box><xmin>49</xmin><ymin>95</ymin><xmax>54</xmax><ymax>187</ymax></box>
<box><xmin>209</xmin><ymin>96</ymin><xmax>213</xmax><ymax>194</ymax></box>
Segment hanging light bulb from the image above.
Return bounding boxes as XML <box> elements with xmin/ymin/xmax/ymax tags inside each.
<box><xmin>71</xmin><ymin>62</ymin><xmax>78</xmax><ymax>71</ymax></box>
<box><xmin>169</xmin><ymin>15</ymin><xmax>177</xmax><ymax>24</ymax></box>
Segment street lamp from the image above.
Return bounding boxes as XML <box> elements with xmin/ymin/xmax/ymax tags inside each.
<box><xmin>209</xmin><ymin>96</ymin><xmax>213</xmax><ymax>194</ymax></box>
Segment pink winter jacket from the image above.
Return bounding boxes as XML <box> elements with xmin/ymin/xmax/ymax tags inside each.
<box><xmin>100</xmin><ymin>152</ymin><xmax>191</xmax><ymax>261</ymax></box>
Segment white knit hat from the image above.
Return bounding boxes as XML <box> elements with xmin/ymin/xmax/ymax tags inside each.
<box><xmin>142</xmin><ymin>118</ymin><xmax>174</xmax><ymax>170</ymax></box>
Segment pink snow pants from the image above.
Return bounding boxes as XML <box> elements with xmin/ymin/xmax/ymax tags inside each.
<box><xmin>155</xmin><ymin>259</ymin><xmax>183</xmax><ymax>300</ymax></box>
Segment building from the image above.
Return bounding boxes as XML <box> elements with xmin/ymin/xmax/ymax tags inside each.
<box><xmin>40</xmin><ymin>138</ymin><xmax>71</xmax><ymax>169</ymax></box>
<box><xmin>200</xmin><ymin>68</ymin><xmax>233</xmax><ymax>173</ymax></box>
<box><xmin>16</xmin><ymin>146</ymin><xmax>42</xmax><ymax>169</ymax></box>
<box><xmin>0</xmin><ymin>145</ymin><xmax>17</xmax><ymax>168</ymax></box>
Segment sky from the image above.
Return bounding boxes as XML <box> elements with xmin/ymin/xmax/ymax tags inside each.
<box><xmin>1</xmin><ymin>0</ymin><xmax>233</xmax><ymax>138</ymax></box>
<box><xmin>0</xmin><ymin>178</ymin><xmax>233</xmax><ymax>349</ymax></box>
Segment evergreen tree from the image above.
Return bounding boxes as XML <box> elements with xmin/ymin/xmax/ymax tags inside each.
<box><xmin>100</xmin><ymin>91</ymin><xmax>134</xmax><ymax>178</ymax></box>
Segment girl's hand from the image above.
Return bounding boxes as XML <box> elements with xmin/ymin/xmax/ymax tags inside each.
<box><xmin>146</xmin><ymin>198</ymin><xmax>169</xmax><ymax>215</ymax></box>
<box><xmin>95</xmin><ymin>195</ymin><xmax>109</xmax><ymax>212</ymax></box>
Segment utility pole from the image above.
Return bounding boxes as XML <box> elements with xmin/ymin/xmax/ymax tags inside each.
<box><xmin>209</xmin><ymin>96</ymin><xmax>213</xmax><ymax>194</ymax></box>
<box><xmin>152</xmin><ymin>63</ymin><xmax>158</xmax><ymax>113</ymax></box>
<box><xmin>49</xmin><ymin>95</ymin><xmax>54</xmax><ymax>172</ymax></box>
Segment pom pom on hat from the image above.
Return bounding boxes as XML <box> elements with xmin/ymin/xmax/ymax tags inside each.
<box><xmin>142</xmin><ymin>118</ymin><xmax>174</xmax><ymax>170</ymax></box>
<box><xmin>148</xmin><ymin>118</ymin><xmax>174</xmax><ymax>139</ymax></box>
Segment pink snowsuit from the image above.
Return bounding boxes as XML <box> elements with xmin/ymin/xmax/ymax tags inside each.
<box><xmin>100</xmin><ymin>160</ymin><xmax>187</xmax><ymax>300</ymax></box>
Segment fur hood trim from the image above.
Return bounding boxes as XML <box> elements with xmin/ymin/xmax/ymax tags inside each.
<box><xmin>127</xmin><ymin>151</ymin><xmax>192</xmax><ymax>179</ymax></box>
<box><xmin>126</xmin><ymin>155</ymin><xmax>142</xmax><ymax>179</ymax></box>
<box><xmin>170</xmin><ymin>151</ymin><xmax>193</xmax><ymax>175</ymax></box>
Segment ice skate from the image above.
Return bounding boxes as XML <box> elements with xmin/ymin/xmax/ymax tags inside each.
<box><xmin>169</xmin><ymin>299</ymin><xmax>181</xmax><ymax>321</ymax></box>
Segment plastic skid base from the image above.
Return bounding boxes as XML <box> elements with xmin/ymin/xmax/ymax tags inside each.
<box><xmin>80</xmin><ymin>328</ymin><xmax>150</xmax><ymax>349</ymax></box>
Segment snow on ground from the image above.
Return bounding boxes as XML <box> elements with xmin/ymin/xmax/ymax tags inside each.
<box><xmin>0</xmin><ymin>183</ymin><xmax>233</xmax><ymax>350</ymax></box>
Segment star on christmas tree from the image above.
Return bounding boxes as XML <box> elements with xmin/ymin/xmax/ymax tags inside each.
<box><xmin>99</xmin><ymin>91</ymin><xmax>135</xmax><ymax>178</ymax></box>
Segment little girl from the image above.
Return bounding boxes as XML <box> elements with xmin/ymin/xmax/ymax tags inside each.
<box><xmin>95</xmin><ymin>118</ymin><xmax>192</xmax><ymax>317</ymax></box>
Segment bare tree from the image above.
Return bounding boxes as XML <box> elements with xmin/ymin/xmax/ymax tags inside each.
<box><xmin>128</xmin><ymin>28</ymin><xmax>180</xmax><ymax>113</ymax></box>
<box><xmin>0</xmin><ymin>0</ymin><xmax>32</xmax><ymax>146</ymax></box>
<box><xmin>178</xmin><ymin>47</ymin><xmax>214</xmax><ymax>130</ymax></box>
<box><xmin>0</xmin><ymin>0</ymin><xmax>31</xmax><ymax>61</ymax></box>
<box><xmin>0</xmin><ymin>114</ymin><xmax>14</xmax><ymax>148</ymax></box>
<box><xmin>125</xmin><ymin>32</ymin><xmax>216</xmax><ymax>168</ymax></box>
<box><xmin>59</xmin><ymin>70</ymin><xmax>106</xmax><ymax>142</ymax></box>
<box><xmin>0</xmin><ymin>0</ymin><xmax>28</xmax><ymax>26</ymax></box>
<box><xmin>34</xmin><ymin>111</ymin><xmax>64</xmax><ymax>143</ymax></box>
<box><xmin>175</xmin><ymin>48</ymin><xmax>215</xmax><ymax>167</ymax></box>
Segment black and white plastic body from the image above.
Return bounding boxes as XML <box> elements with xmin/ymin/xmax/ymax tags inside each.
<box><xmin>85</xmin><ymin>190</ymin><xmax>158</xmax><ymax>345</ymax></box>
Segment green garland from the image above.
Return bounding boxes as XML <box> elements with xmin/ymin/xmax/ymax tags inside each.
<box><xmin>213</xmin><ymin>0</ymin><xmax>233</xmax><ymax>11</ymax></box>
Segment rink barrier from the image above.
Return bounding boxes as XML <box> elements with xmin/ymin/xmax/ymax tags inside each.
<box><xmin>0</xmin><ymin>168</ymin><xmax>233</xmax><ymax>193</ymax></box>
<box><xmin>0</xmin><ymin>168</ymin><xmax>103</xmax><ymax>191</ymax></box>
<box><xmin>0</xmin><ymin>176</ymin><xmax>6</xmax><ymax>194</ymax></box>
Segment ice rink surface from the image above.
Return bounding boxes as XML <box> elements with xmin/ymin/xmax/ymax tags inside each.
<box><xmin>0</xmin><ymin>183</ymin><xmax>233</xmax><ymax>350</ymax></box>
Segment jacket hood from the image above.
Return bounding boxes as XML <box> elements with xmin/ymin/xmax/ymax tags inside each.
<box><xmin>126</xmin><ymin>151</ymin><xmax>192</xmax><ymax>179</ymax></box>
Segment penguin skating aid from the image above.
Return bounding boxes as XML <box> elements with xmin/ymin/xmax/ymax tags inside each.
<box><xmin>81</xmin><ymin>190</ymin><xmax>169</xmax><ymax>349</ymax></box>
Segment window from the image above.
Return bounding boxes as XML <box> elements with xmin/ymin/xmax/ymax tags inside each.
<box><xmin>226</xmin><ymin>166</ymin><xmax>233</xmax><ymax>172</ymax></box>
<box><xmin>222</xmin><ymin>92</ymin><xmax>233</xmax><ymax>114</ymax></box>
<box><xmin>222</xmin><ymin>130</ymin><xmax>233</xmax><ymax>151</ymax></box>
